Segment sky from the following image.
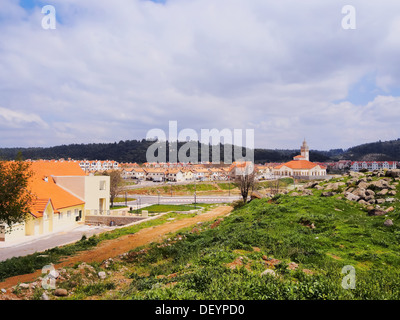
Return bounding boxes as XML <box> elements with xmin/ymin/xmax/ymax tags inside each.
<box><xmin>0</xmin><ymin>0</ymin><xmax>400</xmax><ymax>150</ymax></box>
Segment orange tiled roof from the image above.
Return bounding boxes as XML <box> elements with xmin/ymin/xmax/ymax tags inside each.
<box><xmin>28</xmin><ymin>161</ymin><xmax>86</xmax><ymax>210</ymax></box>
<box><xmin>275</xmin><ymin>160</ymin><xmax>321</xmax><ymax>170</ymax></box>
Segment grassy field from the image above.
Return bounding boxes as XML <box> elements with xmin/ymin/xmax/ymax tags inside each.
<box><xmin>110</xmin><ymin>192</ymin><xmax>400</xmax><ymax>300</ymax></box>
<box><xmin>47</xmin><ymin>175</ymin><xmax>400</xmax><ymax>300</ymax></box>
<box><xmin>7</xmin><ymin>174</ymin><xmax>400</xmax><ymax>300</ymax></box>
<box><xmin>130</xmin><ymin>203</ymin><xmax>211</xmax><ymax>214</ymax></box>
<box><xmin>127</xmin><ymin>182</ymin><xmax>241</xmax><ymax>196</ymax></box>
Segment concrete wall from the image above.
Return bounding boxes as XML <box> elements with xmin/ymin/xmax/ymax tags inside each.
<box><xmin>85</xmin><ymin>215</ymin><xmax>145</xmax><ymax>226</ymax></box>
<box><xmin>84</xmin><ymin>175</ymin><xmax>110</xmax><ymax>212</ymax></box>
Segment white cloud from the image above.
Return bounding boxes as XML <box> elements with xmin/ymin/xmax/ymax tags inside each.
<box><xmin>0</xmin><ymin>0</ymin><xmax>400</xmax><ymax>150</ymax></box>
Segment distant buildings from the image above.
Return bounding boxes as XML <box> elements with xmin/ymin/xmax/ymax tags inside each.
<box><xmin>350</xmin><ymin>161</ymin><xmax>398</xmax><ymax>172</ymax></box>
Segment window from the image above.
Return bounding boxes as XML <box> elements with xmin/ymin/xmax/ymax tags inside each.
<box><xmin>67</xmin><ymin>211</ymin><xmax>71</xmax><ymax>218</ymax></box>
<box><xmin>74</xmin><ymin>209</ymin><xmax>79</xmax><ymax>216</ymax></box>
<box><xmin>100</xmin><ymin>180</ymin><xmax>106</xmax><ymax>190</ymax></box>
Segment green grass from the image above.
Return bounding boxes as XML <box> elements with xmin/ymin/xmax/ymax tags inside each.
<box><xmin>131</xmin><ymin>204</ymin><xmax>206</xmax><ymax>214</ymax></box>
<box><xmin>112</xmin><ymin>192</ymin><xmax>400</xmax><ymax>300</ymax></box>
<box><xmin>0</xmin><ymin>210</ymin><xmax>199</xmax><ymax>282</ymax></box>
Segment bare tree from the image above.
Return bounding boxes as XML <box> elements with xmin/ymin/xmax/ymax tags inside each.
<box><xmin>234</xmin><ymin>164</ymin><xmax>258</xmax><ymax>203</ymax></box>
<box><xmin>103</xmin><ymin>170</ymin><xmax>123</xmax><ymax>208</ymax></box>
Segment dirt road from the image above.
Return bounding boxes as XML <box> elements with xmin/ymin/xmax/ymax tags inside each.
<box><xmin>0</xmin><ymin>205</ymin><xmax>232</xmax><ymax>291</ymax></box>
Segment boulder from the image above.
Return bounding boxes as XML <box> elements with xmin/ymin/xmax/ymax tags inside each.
<box><xmin>367</xmin><ymin>208</ymin><xmax>387</xmax><ymax>216</ymax></box>
<box><xmin>358</xmin><ymin>200</ymin><xmax>369</xmax><ymax>206</ymax></box>
<box><xmin>98</xmin><ymin>271</ymin><xmax>107</xmax><ymax>280</ymax></box>
<box><xmin>369</xmin><ymin>180</ymin><xmax>390</xmax><ymax>190</ymax></box>
<box><xmin>365</xmin><ymin>189</ymin><xmax>375</xmax><ymax>197</ymax></box>
<box><xmin>345</xmin><ymin>192</ymin><xmax>360</xmax><ymax>202</ymax></box>
<box><xmin>54</xmin><ymin>289</ymin><xmax>68</xmax><ymax>297</ymax></box>
<box><xmin>388</xmin><ymin>190</ymin><xmax>397</xmax><ymax>196</ymax></box>
<box><xmin>385</xmin><ymin>169</ymin><xmax>400</xmax><ymax>178</ymax></box>
<box><xmin>321</xmin><ymin>192</ymin><xmax>335</xmax><ymax>197</ymax></box>
<box><xmin>377</xmin><ymin>189</ymin><xmax>388</xmax><ymax>196</ymax></box>
<box><xmin>384</xmin><ymin>219</ymin><xmax>394</xmax><ymax>227</ymax></box>
<box><xmin>386</xmin><ymin>198</ymin><xmax>396</xmax><ymax>203</ymax></box>
<box><xmin>261</xmin><ymin>269</ymin><xmax>276</xmax><ymax>277</ymax></box>
<box><xmin>304</xmin><ymin>181</ymin><xmax>319</xmax><ymax>189</ymax></box>
<box><xmin>357</xmin><ymin>181</ymin><xmax>369</xmax><ymax>189</ymax></box>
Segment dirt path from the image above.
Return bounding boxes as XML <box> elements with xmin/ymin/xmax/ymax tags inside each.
<box><xmin>0</xmin><ymin>205</ymin><xmax>232</xmax><ymax>291</ymax></box>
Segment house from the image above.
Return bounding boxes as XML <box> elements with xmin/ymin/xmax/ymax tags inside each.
<box><xmin>182</xmin><ymin>169</ymin><xmax>195</xmax><ymax>181</ymax></box>
<box><xmin>145</xmin><ymin>168</ymin><xmax>167</xmax><ymax>182</ymax></box>
<box><xmin>193</xmin><ymin>168</ymin><xmax>211</xmax><ymax>181</ymax></box>
<box><xmin>166</xmin><ymin>169</ymin><xmax>185</xmax><ymax>182</ymax></box>
<box><xmin>272</xmin><ymin>140</ymin><xmax>327</xmax><ymax>178</ymax></box>
<box><xmin>350</xmin><ymin>161</ymin><xmax>398</xmax><ymax>172</ymax></box>
<box><xmin>0</xmin><ymin>161</ymin><xmax>110</xmax><ymax>243</ymax></box>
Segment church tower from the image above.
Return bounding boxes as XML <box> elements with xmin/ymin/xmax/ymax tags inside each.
<box><xmin>300</xmin><ymin>138</ymin><xmax>309</xmax><ymax>161</ymax></box>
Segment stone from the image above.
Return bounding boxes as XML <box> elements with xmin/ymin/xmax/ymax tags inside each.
<box><xmin>358</xmin><ymin>181</ymin><xmax>369</xmax><ymax>189</ymax></box>
<box><xmin>49</xmin><ymin>269</ymin><xmax>59</xmax><ymax>279</ymax></box>
<box><xmin>384</xmin><ymin>219</ymin><xmax>394</xmax><ymax>227</ymax></box>
<box><xmin>53</xmin><ymin>288</ymin><xmax>68</xmax><ymax>297</ymax></box>
<box><xmin>290</xmin><ymin>192</ymin><xmax>299</xmax><ymax>197</ymax></box>
<box><xmin>321</xmin><ymin>192</ymin><xmax>335</xmax><ymax>197</ymax></box>
<box><xmin>288</xmin><ymin>262</ymin><xmax>299</xmax><ymax>270</ymax></box>
<box><xmin>365</xmin><ymin>189</ymin><xmax>375</xmax><ymax>197</ymax></box>
<box><xmin>261</xmin><ymin>269</ymin><xmax>276</xmax><ymax>277</ymax></box>
<box><xmin>19</xmin><ymin>283</ymin><xmax>29</xmax><ymax>289</ymax></box>
<box><xmin>1</xmin><ymin>288</ymin><xmax>6</xmax><ymax>293</ymax></box>
<box><xmin>41</xmin><ymin>293</ymin><xmax>50</xmax><ymax>300</ymax></box>
<box><xmin>377</xmin><ymin>189</ymin><xmax>388</xmax><ymax>196</ymax></box>
<box><xmin>368</xmin><ymin>208</ymin><xmax>387</xmax><ymax>216</ymax></box>
<box><xmin>388</xmin><ymin>190</ymin><xmax>397</xmax><ymax>196</ymax></box>
<box><xmin>386</xmin><ymin>206</ymin><xmax>395</xmax><ymax>213</ymax></box>
<box><xmin>345</xmin><ymin>192</ymin><xmax>360</xmax><ymax>202</ymax></box>
<box><xmin>386</xmin><ymin>198</ymin><xmax>396</xmax><ymax>203</ymax></box>
<box><xmin>376</xmin><ymin>198</ymin><xmax>385</xmax><ymax>204</ymax></box>
<box><xmin>98</xmin><ymin>271</ymin><xmax>107</xmax><ymax>280</ymax></box>
<box><xmin>358</xmin><ymin>200</ymin><xmax>369</xmax><ymax>206</ymax></box>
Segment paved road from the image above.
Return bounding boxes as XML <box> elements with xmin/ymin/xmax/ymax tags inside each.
<box><xmin>0</xmin><ymin>225</ymin><xmax>111</xmax><ymax>262</ymax></box>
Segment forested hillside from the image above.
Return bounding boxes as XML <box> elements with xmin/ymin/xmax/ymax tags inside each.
<box><xmin>0</xmin><ymin>138</ymin><xmax>399</xmax><ymax>163</ymax></box>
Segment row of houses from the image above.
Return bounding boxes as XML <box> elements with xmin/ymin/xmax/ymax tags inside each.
<box><xmin>349</xmin><ymin>161</ymin><xmax>398</xmax><ymax>172</ymax></box>
<box><xmin>121</xmin><ymin>166</ymin><xmax>235</xmax><ymax>182</ymax></box>
<box><xmin>78</xmin><ymin>160</ymin><xmax>121</xmax><ymax>172</ymax></box>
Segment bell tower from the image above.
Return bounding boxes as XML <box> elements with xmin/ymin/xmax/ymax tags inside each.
<box><xmin>301</xmin><ymin>138</ymin><xmax>309</xmax><ymax>161</ymax></box>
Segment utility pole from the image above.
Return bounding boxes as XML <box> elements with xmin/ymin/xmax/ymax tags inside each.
<box><xmin>194</xmin><ymin>179</ymin><xmax>197</xmax><ymax>209</ymax></box>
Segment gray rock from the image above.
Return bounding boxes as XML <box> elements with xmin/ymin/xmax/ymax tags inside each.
<box><xmin>384</xmin><ymin>219</ymin><xmax>394</xmax><ymax>227</ymax></box>
<box><xmin>377</xmin><ymin>189</ymin><xmax>388</xmax><ymax>196</ymax></box>
<box><xmin>53</xmin><ymin>288</ymin><xmax>68</xmax><ymax>297</ymax></box>
<box><xmin>98</xmin><ymin>271</ymin><xmax>107</xmax><ymax>280</ymax></box>
<box><xmin>19</xmin><ymin>283</ymin><xmax>29</xmax><ymax>289</ymax></box>
<box><xmin>41</xmin><ymin>293</ymin><xmax>50</xmax><ymax>300</ymax></box>
<box><xmin>261</xmin><ymin>269</ymin><xmax>276</xmax><ymax>277</ymax></box>
<box><xmin>345</xmin><ymin>192</ymin><xmax>360</xmax><ymax>202</ymax></box>
<box><xmin>368</xmin><ymin>208</ymin><xmax>387</xmax><ymax>216</ymax></box>
<box><xmin>386</xmin><ymin>198</ymin><xmax>396</xmax><ymax>203</ymax></box>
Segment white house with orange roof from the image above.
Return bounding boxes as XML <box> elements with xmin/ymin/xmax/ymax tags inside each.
<box><xmin>0</xmin><ymin>161</ymin><xmax>110</xmax><ymax>243</ymax></box>
<box><xmin>272</xmin><ymin>140</ymin><xmax>327</xmax><ymax>179</ymax></box>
